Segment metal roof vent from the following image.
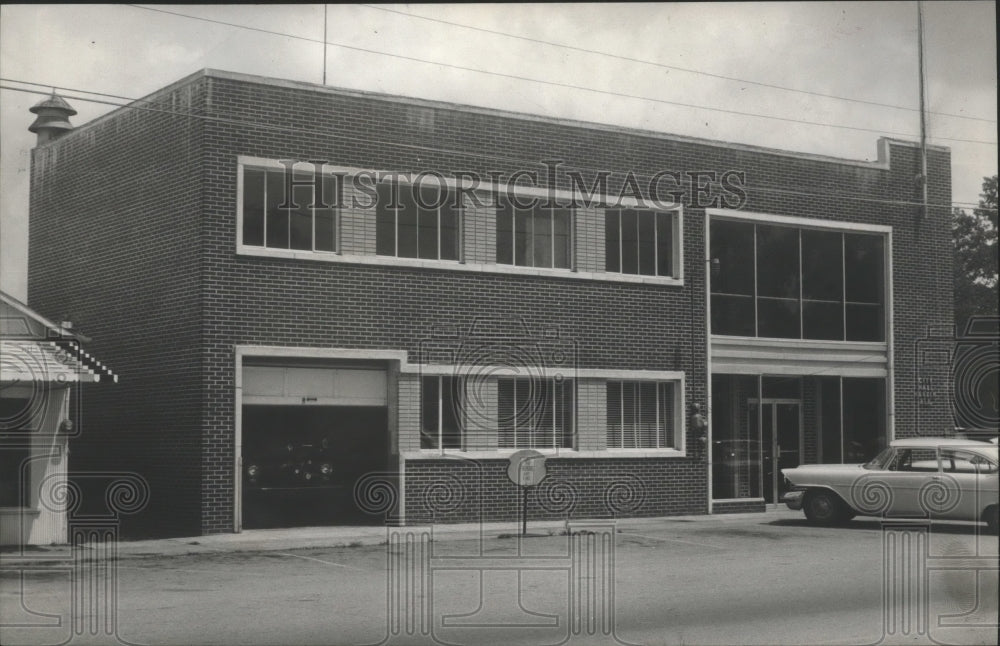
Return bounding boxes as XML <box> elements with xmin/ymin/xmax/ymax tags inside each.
<box><xmin>28</xmin><ymin>93</ymin><xmax>77</xmax><ymax>146</ymax></box>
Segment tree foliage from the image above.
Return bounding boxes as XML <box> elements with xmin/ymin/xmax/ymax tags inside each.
<box><xmin>953</xmin><ymin>175</ymin><xmax>998</xmax><ymax>329</ymax></box>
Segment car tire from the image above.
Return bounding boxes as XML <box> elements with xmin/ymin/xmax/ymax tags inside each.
<box><xmin>803</xmin><ymin>490</ymin><xmax>849</xmax><ymax>526</ymax></box>
<box><xmin>985</xmin><ymin>506</ymin><xmax>999</xmax><ymax>535</ymax></box>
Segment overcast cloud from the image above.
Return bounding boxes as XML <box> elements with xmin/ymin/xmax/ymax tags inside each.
<box><xmin>1</xmin><ymin>2</ymin><xmax>996</xmax><ymax>299</ymax></box>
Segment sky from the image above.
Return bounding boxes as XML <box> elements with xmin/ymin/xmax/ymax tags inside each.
<box><xmin>1</xmin><ymin>2</ymin><xmax>996</xmax><ymax>300</ymax></box>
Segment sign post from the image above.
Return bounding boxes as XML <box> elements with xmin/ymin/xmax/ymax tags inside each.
<box><xmin>507</xmin><ymin>449</ymin><xmax>547</xmax><ymax>537</ymax></box>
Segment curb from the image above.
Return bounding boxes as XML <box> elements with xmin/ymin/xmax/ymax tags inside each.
<box><xmin>1</xmin><ymin>509</ymin><xmax>802</xmax><ymax>566</ymax></box>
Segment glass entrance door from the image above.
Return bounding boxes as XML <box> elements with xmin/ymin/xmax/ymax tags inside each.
<box><xmin>755</xmin><ymin>400</ymin><xmax>801</xmax><ymax>504</ymax></box>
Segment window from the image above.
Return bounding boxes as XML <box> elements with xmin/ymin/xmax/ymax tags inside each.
<box><xmin>497</xmin><ymin>377</ymin><xmax>574</xmax><ymax>449</ymax></box>
<box><xmin>377</xmin><ymin>182</ymin><xmax>460</xmax><ymax>260</ymax></box>
<box><xmin>802</xmin><ymin>230</ymin><xmax>844</xmax><ymax>340</ymax></box>
<box><xmin>421</xmin><ymin>376</ymin><xmax>464</xmax><ymax>449</ymax></box>
<box><xmin>940</xmin><ymin>449</ymin><xmax>998</xmax><ymax>474</ymax></box>
<box><xmin>755</xmin><ymin>225</ymin><xmax>800</xmax><ymax>338</ymax></box>
<box><xmin>842</xmin><ymin>377</ymin><xmax>885</xmax><ymax>462</ymax></box>
<box><xmin>710</xmin><ymin>218</ymin><xmax>886</xmax><ymax>341</ymax></box>
<box><xmin>496</xmin><ymin>196</ymin><xmax>572</xmax><ymax>269</ymax></box>
<box><xmin>710</xmin><ymin>220</ymin><xmax>755</xmax><ymax>336</ymax></box>
<box><xmin>1</xmin><ymin>397</ymin><xmax>33</xmax><ymax>507</ymax></box>
<box><xmin>241</xmin><ymin>165</ymin><xmax>339</xmax><ymax>252</ymax></box>
<box><xmin>891</xmin><ymin>448</ymin><xmax>939</xmax><ymax>472</ymax></box>
<box><xmin>607</xmin><ymin>381</ymin><xmax>675</xmax><ymax>449</ymax></box>
<box><xmin>844</xmin><ymin>234</ymin><xmax>884</xmax><ymax>342</ymax></box>
<box><xmin>605</xmin><ymin>209</ymin><xmax>676</xmax><ymax>277</ymax></box>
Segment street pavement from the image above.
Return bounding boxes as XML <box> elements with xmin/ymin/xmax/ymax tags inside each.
<box><xmin>2</xmin><ymin>509</ymin><xmax>997</xmax><ymax>645</ymax></box>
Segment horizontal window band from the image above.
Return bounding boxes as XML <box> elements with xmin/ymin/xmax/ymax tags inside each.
<box><xmin>238</xmin><ymin>156</ymin><xmax>683</xmax><ymax>211</ymax></box>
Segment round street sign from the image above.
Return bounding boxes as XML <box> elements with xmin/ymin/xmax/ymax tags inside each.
<box><xmin>507</xmin><ymin>449</ymin><xmax>547</xmax><ymax>487</ymax></box>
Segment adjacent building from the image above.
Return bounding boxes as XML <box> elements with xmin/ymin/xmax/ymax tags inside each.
<box><xmin>25</xmin><ymin>70</ymin><xmax>954</xmax><ymax>537</ymax></box>
<box><xmin>1</xmin><ymin>291</ymin><xmax>116</xmax><ymax>545</ymax></box>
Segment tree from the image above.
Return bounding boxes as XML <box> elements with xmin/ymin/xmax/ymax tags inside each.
<box><xmin>952</xmin><ymin>175</ymin><xmax>998</xmax><ymax>330</ymax></box>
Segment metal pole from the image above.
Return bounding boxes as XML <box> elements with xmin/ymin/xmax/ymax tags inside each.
<box><xmin>917</xmin><ymin>1</ymin><xmax>928</xmax><ymax>220</ymax></box>
<box><xmin>322</xmin><ymin>4</ymin><xmax>328</xmax><ymax>85</ymax></box>
<box><xmin>522</xmin><ymin>486</ymin><xmax>527</xmax><ymax>536</ymax></box>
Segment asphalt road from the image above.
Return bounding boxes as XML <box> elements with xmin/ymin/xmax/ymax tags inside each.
<box><xmin>2</xmin><ymin>515</ymin><xmax>997</xmax><ymax>646</ymax></box>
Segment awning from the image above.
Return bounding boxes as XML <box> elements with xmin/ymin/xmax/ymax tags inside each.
<box><xmin>0</xmin><ymin>339</ymin><xmax>117</xmax><ymax>384</ymax></box>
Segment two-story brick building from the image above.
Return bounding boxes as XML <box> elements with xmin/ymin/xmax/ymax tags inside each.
<box><xmin>26</xmin><ymin>69</ymin><xmax>953</xmax><ymax>538</ymax></box>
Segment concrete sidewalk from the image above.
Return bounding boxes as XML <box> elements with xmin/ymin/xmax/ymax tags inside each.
<box><xmin>2</xmin><ymin>508</ymin><xmax>803</xmax><ymax>564</ymax></box>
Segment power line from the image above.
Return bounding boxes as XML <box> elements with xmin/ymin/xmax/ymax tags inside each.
<box><xmin>360</xmin><ymin>3</ymin><xmax>997</xmax><ymax>125</ymax></box>
<box><xmin>3</xmin><ymin>82</ymin><xmax>995</xmax><ymax>213</ymax></box>
<box><xmin>122</xmin><ymin>4</ymin><xmax>996</xmax><ymax>147</ymax></box>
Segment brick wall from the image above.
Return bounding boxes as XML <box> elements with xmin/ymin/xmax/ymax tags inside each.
<box><xmin>27</xmin><ymin>70</ymin><xmax>953</xmax><ymax>535</ymax></box>
<box><xmin>404</xmin><ymin>457</ymin><xmax>706</xmax><ymax>523</ymax></box>
<box><xmin>28</xmin><ymin>82</ymin><xmax>208</xmax><ymax>537</ymax></box>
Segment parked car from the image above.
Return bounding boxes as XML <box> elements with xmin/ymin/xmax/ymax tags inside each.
<box><xmin>781</xmin><ymin>438</ymin><xmax>999</xmax><ymax>533</ymax></box>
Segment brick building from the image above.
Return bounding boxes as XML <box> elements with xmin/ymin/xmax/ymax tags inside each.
<box><xmin>26</xmin><ymin>69</ymin><xmax>953</xmax><ymax>538</ymax></box>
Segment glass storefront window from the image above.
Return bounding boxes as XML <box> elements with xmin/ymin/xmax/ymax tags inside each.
<box><xmin>842</xmin><ymin>377</ymin><xmax>886</xmax><ymax>462</ymax></box>
<box><xmin>711</xmin><ymin>375</ymin><xmax>762</xmax><ymax>500</ymax></box>
<box><xmin>712</xmin><ymin>374</ymin><xmax>887</xmax><ymax>502</ymax></box>
<box><xmin>710</xmin><ymin>218</ymin><xmax>886</xmax><ymax>342</ymax></box>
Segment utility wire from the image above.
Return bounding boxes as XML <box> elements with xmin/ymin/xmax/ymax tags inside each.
<box><xmin>121</xmin><ymin>4</ymin><xmax>996</xmax><ymax>147</ymax></box>
<box><xmin>3</xmin><ymin>82</ymin><xmax>995</xmax><ymax>213</ymax></box>
<box><xmin>361</xmin><ymin>3</ymin><xmax>996</xmax><ymax>125</ymax></box>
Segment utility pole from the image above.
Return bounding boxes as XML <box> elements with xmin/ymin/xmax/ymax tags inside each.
<box><xmin>917</xmin><ymin>1</ymin><xmax>929</xmax><ymax>220</ymax></box>
<box><xmin>322</xmin><ymin>4</ymin><xmax>328</xmax><ymax>85</ymax></box>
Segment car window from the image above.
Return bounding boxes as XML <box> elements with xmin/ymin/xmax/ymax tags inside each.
<box><xmin>865</xmin><ymin>447</ymin><xmax>895</xmax><ymax>470</ymax></box>
<box><xmin>940</xmin><ymin>449</ymin><xmax>999</xmax><ymax>474</ymax></box>
<box><xmin>889</xmin><ymin>448</ymin><xmax>939</xmax><ymax>472</ymax></box>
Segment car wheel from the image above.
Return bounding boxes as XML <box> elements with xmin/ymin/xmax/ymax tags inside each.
<box><xmin>803</xmin><ymin>490</ymin><xmax>848</xmax><ymax>526</ymax></box>
<box><xmin>985</xmin><ymin>506</ymin><xmax>999</xmax><ymax>535</ymax></box>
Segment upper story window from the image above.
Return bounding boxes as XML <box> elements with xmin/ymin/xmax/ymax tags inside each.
<box><xmin>241</xmin><ymin>165</ymin><xmax>339</xmax><ymax>252</ymax></box>
<box><xmin>496</xmin><ymin>196</ymin><xmax>573</xmax><ymax>269</ymax></box>
<box><xmin>607</xmin><ymin>381</ymin><xmax>677</xmax><ymax>449</ymax></box>
<box><xmin>376</xmin><ymin>182</ymin><xmax>460</xmax><ymax>261</ymax></box>
<box><xmin>605</xmin><ymin>209</ymin><xmax>676</xmax><ymax>277</ymax></box>
<box><xmin>497</xmin><ymin>377</ymin><xmax>574</xmax><ymax>449</ymax></box>
<box><xmin>710</xmin><ymin>218</ymin><xmax>886</xmax><ymax>342</ymax></box>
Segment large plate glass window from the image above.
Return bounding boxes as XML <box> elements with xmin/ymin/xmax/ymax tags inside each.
<box><xmin>710</xmin><ymin>218</ymin><xmax>885</xmax><ymax>341</ymax></box>
<box><xmin>710</xmin><ymin>220</ymin><xmax>756</xmax><ymax>336</ymax></box>
<box><xmin>711</xmin><ymin>375</ymin><xmax>763</xmax><ymax>500</ymax></box>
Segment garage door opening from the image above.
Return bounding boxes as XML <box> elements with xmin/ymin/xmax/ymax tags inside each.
<box><xmin>240</xmin><ymin>363</ymin><xmax>392</xmax><ymax>529</ymax></box>
<box><xmin>242</xmin><ymin>405</ymin><xmax>387</xmax><ymax>528</ymax></box>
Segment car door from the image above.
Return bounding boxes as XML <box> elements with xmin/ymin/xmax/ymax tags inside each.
<box><xmin>937</xmin><ymin>448</ymin><xmax>1000</xmax><ymax>521</ymax></box>
<box><xmin>884</xmin><ymin>448</ymin><xmax>941</xmax><ymax>517</ymax></box>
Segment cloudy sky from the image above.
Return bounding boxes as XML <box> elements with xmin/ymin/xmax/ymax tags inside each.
<box><xmin>1</xmin><ymin>2</ymin><xmax>996</xmax><ymax>299</ymax></box>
